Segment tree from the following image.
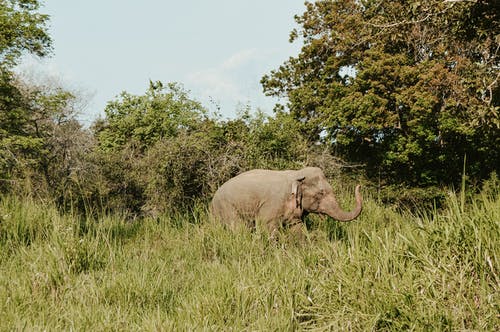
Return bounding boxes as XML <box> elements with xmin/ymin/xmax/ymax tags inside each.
<box><xmin>91</xmin><ymin>81</ymin><xmax>209</xmax><ymax>214</ymax></box>
<box><xmin>0</xmin><ymin>0</ymin><xmax>52</xmax><ymax>68</ymax></box>
<box><xmin>91</xmin><ymin>82</ymin><xmax>313</xmax><ymax>215</ymax></box>
<box><xmin>1</xmin><ymin>72</ymin><xmax>90</xmax><ymax>197</ymax></box>
<box><xmin>0</xmin><ymin>0</ymin><xmax>53</xmax><ymax>191</ymax></box>
<box><xmin>96</xmin><ymin>81</ymin><xmax>207</xmax><ymax>151</ymax></box>
<box><xmin>262</xmin><ymin>0</ymin><xmax>499</xmax><ymax>186</ymax></box>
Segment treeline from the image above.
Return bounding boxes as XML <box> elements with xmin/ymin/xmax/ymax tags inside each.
<box><xmin>1</xmin><ymin>77</ymin><xmax>354</xmax><ymax>215</ymax></box>
<box><xmin>1</xmin><ymin>0</ymin><xmax>499</xmax><ymax>216</ymax></box>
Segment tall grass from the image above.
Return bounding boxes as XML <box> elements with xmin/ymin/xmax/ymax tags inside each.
<box><xmin>0</xmin><ymin>187</ymin><xmax>498</xmax><ymax>330</ymax></box>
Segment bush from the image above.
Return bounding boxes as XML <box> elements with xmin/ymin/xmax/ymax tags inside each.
<box><xmin>87</xmin><ymin>87</ymin><xmax>316</xmax><ymax>216</ymax></box>
<box><xmin>141</xmin><ymin>131</ymin><xmax>219</xmax><ymax>215</ymax></box>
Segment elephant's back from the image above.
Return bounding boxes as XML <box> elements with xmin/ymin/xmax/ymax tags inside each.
<box><xmin>218</xmin><ymin>169</ymin><xmax>290</xmax><ymax>193</ymax></box>
<box><xmin>211</xmin><ymin>169</ymin><xmax>290</xmax><ymax>211</ymax></box>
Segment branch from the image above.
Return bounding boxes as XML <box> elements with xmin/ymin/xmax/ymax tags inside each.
<box><xmin>366</xmin><ymin>1</ymin><xmax>463</xmax><ymax>29</ymax></box>
<box><xmin>485</xmin><ymin>71</ymin><xmax>500</xmax><ymax>106</ymax></box>
<box><xmin>367</xmin><ymin>13</ymin><xmax>433</xmax><ymax>29</ymax></box>
<box><xmin>443</xmin><ymin>0</ymin><xmax>477</xmax><ymax>3</ymax></box>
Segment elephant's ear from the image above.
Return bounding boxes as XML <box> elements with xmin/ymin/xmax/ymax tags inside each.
<box><xmin>292</xmin><ymin>177</ymin><xmax>305</xmax><ymax>209</ymax></box>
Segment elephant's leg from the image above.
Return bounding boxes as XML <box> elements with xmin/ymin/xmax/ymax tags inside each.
<box><xmin>288</xmin><ymin>219</ymin><xmax>307</xmax><ymax>244</ymax></box>
<box><xmin>221</xmin><ymin>208</ymin><xmax>244</xmax><ymax>231</ymax></box>
<box><xmin>266</xmin><ymin>219</ymin><xmax>281</xmax><ymax>240</ymax></box>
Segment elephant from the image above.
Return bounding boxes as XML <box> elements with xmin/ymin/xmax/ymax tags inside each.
<box><xmin>210</xmin><ymin>167</ymin><xmax>362</xmax><ymax>238</ymax></box>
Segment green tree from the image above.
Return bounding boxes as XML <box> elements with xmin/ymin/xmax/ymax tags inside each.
<box><xmin>92</xmin><ymin>83</ymin><xmax>312</xmax><ymax>215</ymax></box>
<box><xmin>262</xmin><ymin>0</ymin><xmax>499</xmax><ymax>186</ymax></box>
<box><xmin>96</xmin><ymin>81</ymin><xmax>207</xmax><ymax>151</ymax></box>
<box><xmin>92</xmin><ymin>81</ymin><xmax>210</xmax><ymax>214</ymax></box>
<box><xmin>1</xmin><ymin>73</ymin><xmax>88</xmax><ymax>198</ymax></box>
<box><xmin>0</xmin><ymin>0</ymin><xmax>52</xmax><ymax>191</ymax></box>
<box><xmin>240</xmin><ymin>108</ymin><xmax>309</xmax><ymax>169</ymax></box>
<box><xmin>0</xmin><ymin>0</ymin><xmax>52</xmax><ymax>68</ymax></box>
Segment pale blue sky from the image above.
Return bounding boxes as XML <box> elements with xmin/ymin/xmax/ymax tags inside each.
<box><xmin>18</xmin><ymin>0</ymin><xmax>306</xmax><ymax>123</ymax></box>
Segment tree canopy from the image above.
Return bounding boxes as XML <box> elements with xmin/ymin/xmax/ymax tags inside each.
<box><xmin>0</xmin><ymin>0</ymin><xmax>80</xmax><ymax>192</ymax></box>
<box><xmin>262</xmin><ymin>0</ymin><xmax>499</xmax><ymax>186</ymax></box>
<box><xmin>96</xmin><ymin>81</ymin><xmax>208</xmax><ymax>151</ymax></box>
<box><xmin>0</xmin><ymin>0</ymin><xmax>52</xmax><ymax>68</ymax></box>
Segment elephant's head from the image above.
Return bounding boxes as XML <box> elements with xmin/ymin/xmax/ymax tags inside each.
<box><xmin>293</xmin><ymin>167</ymin><xmax>362</xmax><ymax>221</ymax></box>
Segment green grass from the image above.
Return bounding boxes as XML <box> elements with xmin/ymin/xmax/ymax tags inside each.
<box><xmin>0</xmin><ymin>188</ymin><xmax>498</xmax><ymax>331</ymax></box>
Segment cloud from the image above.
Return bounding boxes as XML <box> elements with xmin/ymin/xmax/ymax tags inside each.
<box><xmin>188</xmin><ymin>67</ymin><xmax>244</xmax><ymax>101</ymax></box>
<box><xmin>186</xmin><ymin>48</ymin><xmax>267</xmax><ymax>115</ymax></box>
<box><xmin>221</xmin><ymin>48</ymin><xmax>260</xmax><ymax>70</ymax></box>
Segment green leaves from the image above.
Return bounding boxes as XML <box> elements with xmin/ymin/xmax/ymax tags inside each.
<box><xmin>97</xmin><ymin>82</ymin><xmax>207</xmax><ymax>151</ymax></box>
<box><xmin>262</xmin><ymin>0</ymin><xmax>499</xmax><ymax>186</ymax></box>
<box><xmin>0</xmin><ymin>0</ymin><xmax>52</xmax><ymax>68</ymax></box>
<box><xmin>89</xmin><ymin>81</ymin><xmax>312</xmax><ymax>214</ymax></box>
<box><xmin>0</xmin><ymin>0</ymin><xmax>55</xmax><ymax>192</ymax></box>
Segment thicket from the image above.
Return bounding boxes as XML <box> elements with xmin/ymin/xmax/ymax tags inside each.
<box><xmin>3</xmin><ymin>74</ymin><xmax>497</xmax><ymax>215</ymax></box>
<box><xmin>2</xmin><ymin>0</ymin><xmax>499</xmax><ymax>214</ymax></box>
<box><xmin>88</xmin><ymin>81</ymin><xmax>320</xmax><ymax>216</ymax></box>
<box><xmin>0</xmin><ymin>0</ymin><xmax>319</xmax><ymax>214</ymax></box>
<box><xmin>2</xmin><ymin>75</ymin><xmax>341</xmax><ymax>215</ymax></box>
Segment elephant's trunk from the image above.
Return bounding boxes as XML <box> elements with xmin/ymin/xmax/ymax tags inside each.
<box><xmin>324</xmin><ymin>185</ymin><xmax>362</xmax><ymax>222</ymax></box>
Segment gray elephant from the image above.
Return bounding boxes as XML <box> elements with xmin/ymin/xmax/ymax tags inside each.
<box><xmin>210</xmin><ymin>167</ymin><xmax>362</xmax><ymax>237</ymax></box>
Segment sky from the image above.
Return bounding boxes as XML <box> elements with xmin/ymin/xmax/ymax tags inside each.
<box><xmin>18</xmin><ymin>0</ymin><xmax>306</xmax><ymax>124</ymax></box>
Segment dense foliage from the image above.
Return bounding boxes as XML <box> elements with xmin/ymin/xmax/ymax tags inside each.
<box><xmin>0</xmin><ymin>0</ymin><xmax>52</xmax><ymax>67</ymax></box>
<box><xmin>262</xmin><ymin>0</ymin><xmax>499</xmax><ymax>186</ymax></box>
<box><xmin>91</xmin><ymin>82</ymin><xmax>311</xmax><ymax>215</ymax></box>
<box><xmin>0</xmin><ymin>0</ymin><xmax>58</xmax><ymax>192</ymax></box>
<box><xmin>1</xmin><ymin>0</ymin><xmax>499</xmax><ymax>213</ymax></box>
<box><xmin>96</xmin><ymin>81</ymin><xmax>207</xmax><ymax>151</ymax></box>
<box><xmin>1</xmin><ymin>0</ymin><xmax>499</xmax><ymax>211</ymax></box>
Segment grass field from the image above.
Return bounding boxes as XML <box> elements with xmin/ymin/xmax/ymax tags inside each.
<box><xmin>0</xmin><ymin>186</ymin><xmax>499</xmax><ymax>331</ymax></box>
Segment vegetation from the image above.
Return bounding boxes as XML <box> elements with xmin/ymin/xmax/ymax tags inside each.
<box><xmin>1</xmin><ymin>0</ymin><xmax>498</xmax><ymax>210</ymax></box>
<box><xmin>262</xmin><ymin>0</ymin><xmax>499</xmax><ymax>187</ymax></box>
<box><xmin>0</xmin><ymin>183</ymin><xmax>498</xmax><ymax>330</ymax></box>
<box><xmin>1</xmin><ymin>1</ymin><xmax>499</xmax><ymax>330</ymax></box>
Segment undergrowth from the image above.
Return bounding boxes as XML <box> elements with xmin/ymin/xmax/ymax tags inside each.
<box><xmin>0</xmin><ymin>187</ymin><xmax>498</xmax><ymax>330</ymax></box>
